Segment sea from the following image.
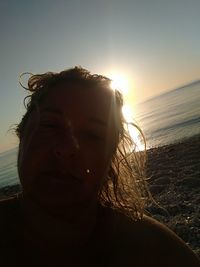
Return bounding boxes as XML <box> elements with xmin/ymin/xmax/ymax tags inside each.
<box><xmin>135</xmin><ymin>80</ymin><xmax>200</xmax><ymax>148</ymax></box>
<box><xmin>0</xmin><ymin>80</ymin><xmax>200</xmax><ymax>188</ymax></box>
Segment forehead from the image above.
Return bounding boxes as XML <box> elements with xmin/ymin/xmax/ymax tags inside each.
<box><xmin>40</xmin><ymin>82</ymin><xmax>115</xmax><ymax>122</ymax></box>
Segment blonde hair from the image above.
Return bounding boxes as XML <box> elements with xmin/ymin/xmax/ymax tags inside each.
<box><xmin>16</xmin><ymin>66</ymin><xmax>150</xmax><ymax>220</ymax></box>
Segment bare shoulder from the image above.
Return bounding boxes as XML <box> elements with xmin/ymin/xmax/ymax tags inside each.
<box><xmin>0</xmin><ymin>195</ymin><xmax>21</xmax><ymax>240</ymax></box>
<box><xmin>110</xmin><ymin>211</ymin><xmax>200</xmax><ymax>267</ymax></box>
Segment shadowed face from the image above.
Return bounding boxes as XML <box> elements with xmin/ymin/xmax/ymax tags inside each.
<box><xmin>18</xmin><ymin>82</ymin><xmax>118</xmax><ymax>215</ymax></box>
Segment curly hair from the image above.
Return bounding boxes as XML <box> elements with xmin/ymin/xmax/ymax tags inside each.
<box><xmin>16</xmin><ymin>66</ymin><xmax>150</xmax><ymax>220</ymax></box>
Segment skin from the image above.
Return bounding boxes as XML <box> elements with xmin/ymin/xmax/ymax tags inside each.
<box><xmin>110</xmin><ymin>211</ymin><xmax>200</xmax><ymax>267</ymax></box>
<box><xmin>14</xmin><ymin>81</ymin><xmax>200</xmax><ymax>266</ymax></box>
<box><xmin>17</xmin><ymin>82</ymin><xmax>118</xmax><ymax>264</ymax></box>
<box><xmin>18</xmin><ymin>83</ymin><xmax>117</xmax><ymax>214</ymax></box>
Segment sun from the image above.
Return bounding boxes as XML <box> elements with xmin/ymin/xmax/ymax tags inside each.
<box><xmin>109</xmin><ymin>73</ymin><xmax>129</xmax><ymax>95</ymax></box>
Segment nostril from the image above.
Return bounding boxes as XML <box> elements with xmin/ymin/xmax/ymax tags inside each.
<box><xmin>53</xmin><ymin>132</ymin><xmax>80</xmax><ymax>159</ymax></box>
<box><xmin>54</xmin><ymin>149</ymin><xmax>62</xmax><ymax>158</ymax></box>
<box><xmin>54</xmin><ymin>143</ymin><xmax>78</xmax><ymax>159</ymax></box>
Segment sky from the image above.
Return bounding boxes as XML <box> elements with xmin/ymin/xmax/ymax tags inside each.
<box><xmin>0</xmin><ymin>0</ymin><xmax>200</xmax><ymax>153</ymax></box>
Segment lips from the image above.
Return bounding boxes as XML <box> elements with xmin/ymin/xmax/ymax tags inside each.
<box><xmin>39</xmin><ymin>170</ymin><xmax>83</xmax><ymax>184</ymax></box>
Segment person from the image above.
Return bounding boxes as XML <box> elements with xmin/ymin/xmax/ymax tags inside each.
<box><xmin>0</xmin><ymin>67</ymin><xmax>199</xmax><ymax>267</ymax></box>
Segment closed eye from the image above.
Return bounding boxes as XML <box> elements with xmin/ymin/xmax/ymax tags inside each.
<box><xmin>40</xmin><ymin>123</ymin><xmax>58</xmax><ymax>129</ymax></box>
<box><xmin>82</xmin><ymin>132</ymin><xmax>105</xmax><ymax>141</ymax></box>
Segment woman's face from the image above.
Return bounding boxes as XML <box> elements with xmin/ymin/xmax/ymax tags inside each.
<box><xmin>18</xmin><ymin>83</ymin><xmax>118</xmax><ymax>215</ymax></box>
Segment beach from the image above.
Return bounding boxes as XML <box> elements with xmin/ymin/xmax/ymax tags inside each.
<box><xmin>0</xmin><ymin>134</ymin><xmax>199</xmax><ymax>256</ymax></box>
<box><xmin>146</xmin><ymin>134</ymin><xmax>200</xmax><ymax>257</ymax></box>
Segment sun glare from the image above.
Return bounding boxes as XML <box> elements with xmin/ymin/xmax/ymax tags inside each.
<box><xmin>107</xmin><ymin>71</ymin><xmax>145</xmax><ymax>151</ymax></box>
<box><xmin>122</xmin><ymin>105</ymin><xmax>145</xmax><ymax>152</ymax></box>
<box><xmin>110</xmin><ymin>73</ymin><xmax>129</xmax><ymax>95</ymax></box>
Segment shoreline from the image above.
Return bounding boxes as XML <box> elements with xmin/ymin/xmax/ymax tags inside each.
<box><xmin>146</xmin><ymin>132</ymin><xmax>200</xmax><ymax>150</ymax></box>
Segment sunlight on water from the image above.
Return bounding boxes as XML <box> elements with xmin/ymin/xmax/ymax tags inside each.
<box><xmin>122</xmin><ymin>105</ymin><xmax>145</xmax><ymax>151</ymax></box>
<box><xmin>108</xmin><ymin>71</ymin><xmax>144</xmax><ymax>151</ymax></box>
<box><xmin>135</xmin><ymin>81</ymin><xmax>200</xmax><ymax>147</ymax></box>
<box><xmin>1</xmin><ymin>81</ymin><xmax>199</xmax><ymax>188</ymax></box>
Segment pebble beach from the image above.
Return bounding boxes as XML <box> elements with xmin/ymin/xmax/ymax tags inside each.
<box><xmin>146</xmin><ymin>134</ymin><xmax>200</xmax><ymax>257</ymax></box>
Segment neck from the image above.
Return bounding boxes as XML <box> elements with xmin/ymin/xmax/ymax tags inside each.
<box><xmin>20</xmin><ymin>195</ymin><xmax>98</xmax><ymax>253</ymax></box>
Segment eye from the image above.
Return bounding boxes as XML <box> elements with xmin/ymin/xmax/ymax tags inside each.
<box><xmin>82</xmin><ymin>131</ymin><xmax>105</xmax><ymax>142</ymax></box>
<box><xmin>40</xmin><ymin>121</ymin><xmax>59</xmax><ymax>130</ymax></box>
<box><xmin>40</xmin><ymin>123</ymin><xmax>56</xmax><ymax>128</ymax></box>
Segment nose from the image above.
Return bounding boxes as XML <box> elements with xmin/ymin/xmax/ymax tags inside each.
<box><xmin>53</xmin><ymin>134</ymin><xmax>80</xmax><ymax>160</ymax></box>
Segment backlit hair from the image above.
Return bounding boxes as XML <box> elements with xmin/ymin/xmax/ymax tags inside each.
<box><xmin>16</xmin><ymin>66</ymin><xmax>150</xmax><ymax>220</ymax></box>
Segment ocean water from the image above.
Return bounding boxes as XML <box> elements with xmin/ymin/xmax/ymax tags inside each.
<box><xmin>135</xmin><ymin>80</ymin><xmax>200</xmax><ymax>148</ymax></box>
<box><xmin>0</xmin><ymin>147</ymin><xmax>19</xmax><ymax>187</ymax></box>
<box><xmin>0</xmin><ymin>80</ymin><xmax>200</xmax><ymax>188</ymax></box>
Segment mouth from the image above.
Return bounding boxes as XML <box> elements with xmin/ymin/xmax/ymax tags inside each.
<box><xmin>40</xmin><ymin>170</ymin><xmax>83</xmax><ymax>184</ymax></box>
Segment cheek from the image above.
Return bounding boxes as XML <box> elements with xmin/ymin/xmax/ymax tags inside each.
<box><xmin>82</xmin><ymin>146</ymin><xmax>112</xmax><ymax>186</ymax></box>
<box><xmin>18</xmin><ymin>135</ymin><xmax>50</xmax><ymax>182</ymax></box>
<box><xmin>83</xmin><ymin>159</ymin><xmax>111</xmax><ymax>202</ymax></box>
<box><xmin>78</xmin><ymin>135</ymin><xmax>115</xmax><ymax>176</ymax></box>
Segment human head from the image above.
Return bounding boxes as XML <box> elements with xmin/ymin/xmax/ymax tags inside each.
<box><xmin>16</xmin><ymin>66</ymin><xmax>148</xmax><ymax>219</ymax></box>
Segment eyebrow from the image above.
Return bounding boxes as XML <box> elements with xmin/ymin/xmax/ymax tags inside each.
<box><xmin>40</xmin><ymin>108</ymin><xmax>107</xmax><ymax>127</ymax></box>
<box><xmin>40</xmin><ymin>108</ymin><xmax>63</xmax><ymax>115</ymax></box>
<box><xmin>89</xmin><ymin>117</ymin><xmax>107</xmax><ymax>127</ymax></box>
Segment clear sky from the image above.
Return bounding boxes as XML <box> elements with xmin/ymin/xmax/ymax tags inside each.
<box><xmin>0</xmin><ymin>0</ymin><xmax>200</xmax><ymax>153</ymax></box>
